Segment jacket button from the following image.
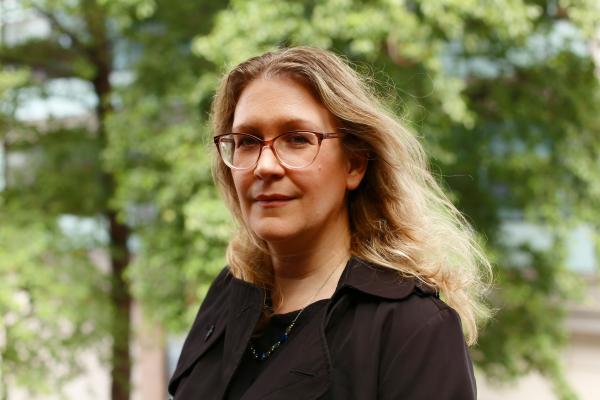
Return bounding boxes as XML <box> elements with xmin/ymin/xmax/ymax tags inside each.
<box><xmin>204</xmin><ymin>324</ymin><xmax>215</xmax><ymax>342</ymax></box>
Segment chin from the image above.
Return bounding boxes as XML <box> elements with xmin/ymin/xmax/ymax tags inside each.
<box><xmin>249</xmin><ymin>220</ymin><xmax>302</xmax><ymax>243</ymax></box>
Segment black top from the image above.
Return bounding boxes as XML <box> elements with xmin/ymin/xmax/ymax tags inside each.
<box><xmin>169</xmin><ymin>257</ymin><xmax>476</xmax><ymax>400</ymax></box>
<box><xmin>225</xmin><ymin>299</ymin><xmax>330</xmax><ymax>399</ymax></box>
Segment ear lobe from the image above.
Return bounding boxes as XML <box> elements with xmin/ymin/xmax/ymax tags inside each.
<box><xmin>346</xmin><ymin>153</ymin><xmax>368</xmax><ymax>191</ymax></box>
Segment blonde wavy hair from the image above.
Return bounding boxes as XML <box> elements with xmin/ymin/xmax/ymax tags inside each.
<box><xmin>211</xmin><ymin>47</ymin><xmax>491</xmax><ymax>345</ymax></box>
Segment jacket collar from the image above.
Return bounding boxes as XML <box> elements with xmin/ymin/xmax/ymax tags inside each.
<box><xmin>336</xmin><ymin>257</ymin><xmax>437</xmax><ymax>299</ymax></box>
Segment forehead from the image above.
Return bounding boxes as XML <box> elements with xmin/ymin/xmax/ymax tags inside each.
<box><xmin>231</xmin><ymin>77</ymin><xmax>336</xmax><ymax>134</ymax></box>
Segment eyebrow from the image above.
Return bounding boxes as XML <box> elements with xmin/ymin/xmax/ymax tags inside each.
<box><xmin>231</xmin><ymin>118</ymin><xmax>321</xmax><ymax>134</ymax></box>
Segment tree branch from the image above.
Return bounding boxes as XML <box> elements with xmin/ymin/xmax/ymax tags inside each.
<box><xmin>30</xmin><ymin>2</ymin><xmax>94</xmax><ymax>62</ymax></box>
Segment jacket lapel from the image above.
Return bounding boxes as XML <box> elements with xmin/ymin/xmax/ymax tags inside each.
<box><xmin>168</xmin><ymin>307</ymin><xmax>227</xmax><ymax>395</ymax></box>
<box><xmin>221</xmin><ymin>278</ymin><xmax>264</xmax><ymax>395</ymax></box>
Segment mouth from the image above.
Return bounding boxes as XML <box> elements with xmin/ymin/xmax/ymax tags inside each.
<box><xmin>254</xmin><ymin>194</ymin><xmax>295</xmax><ymax>208</ymax></box>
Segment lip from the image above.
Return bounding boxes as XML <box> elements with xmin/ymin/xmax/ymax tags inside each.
<box><xmin>254</xmin><ymin>194</ymin><xmax>295</xmax><ymax>207</ymax></box>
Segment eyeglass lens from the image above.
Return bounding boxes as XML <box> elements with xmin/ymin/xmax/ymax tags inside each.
<box><xmin>218</xmin><ymin>132</ymin><xmax>320</xmax><ymax>169</ymax></box>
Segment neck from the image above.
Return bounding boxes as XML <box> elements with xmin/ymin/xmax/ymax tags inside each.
<box><xmin>267</xmin><ymin>217</ymin><xmax>352</xmax><ymax>313</ymax></box>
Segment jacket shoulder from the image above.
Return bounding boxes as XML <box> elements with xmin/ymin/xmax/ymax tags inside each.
<box><xmin>329</xmin><ymin>260</ymin><xmax>474</xmax><ymax>398</ymax></box>
<box><xmin>375</xmin><ymin>296</ymin><xmax>475</xmax><ymax>399</ymax></box>
<box><xmin>180</xmin><ymin>266</ymin><xmax>232</xmax><ymax>344</ymax></box>
<box><xmin>338</xmin><ymin>258</ymin><xmax>458</xmax><ymax>343</ymax></box>
<box><xmin>339</xmin><ymin>260</ymin><xmax>474</xmax><ymax>398</ymax></box>
<box><xmin>168</xmin><ymin>266</ymin><xmax>232</xmax><ymax>395</ymax></box>
<box><xmin>197</xmin><ymin>266</ymin><xmax>232</xmax><ymax>311</ymax></box>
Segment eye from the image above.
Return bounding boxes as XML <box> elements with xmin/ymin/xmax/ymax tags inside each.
<box><xmin>235</xmin><ymin>135</ymin><xmax>260</xmax><ymax>148</ymax></box>
<box><xmin>283</xmin><ymin>131</ymin><xmax>316</xmax><ymax>146</ymax></box>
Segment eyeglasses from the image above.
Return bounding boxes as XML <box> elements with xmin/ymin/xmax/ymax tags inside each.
<box><xmin>213</xmin><ymin>130</ymin><xmax>344</xmax><ymax>170</ymax></box>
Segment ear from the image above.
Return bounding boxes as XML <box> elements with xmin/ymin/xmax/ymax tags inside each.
<box><xmin>345</xmin><ymin>152</ymin><xmax>368</xmax><ymax>191</ymax></box>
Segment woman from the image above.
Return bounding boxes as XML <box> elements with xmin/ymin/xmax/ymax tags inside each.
<box><xmin>168</xmin><ymin>47</ymin><xmax>490</xmax><ymax>399</ymax></box>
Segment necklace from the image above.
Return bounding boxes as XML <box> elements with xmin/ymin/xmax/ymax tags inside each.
<box><xmin>248</xmin><ymin>257</ymin><xmax>347</xmax><ymax>362</ymax></box>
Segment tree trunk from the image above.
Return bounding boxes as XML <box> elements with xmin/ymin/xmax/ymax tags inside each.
<box><xmin>107</xmin><ymin>209</ymin><xmax>132</xmax><ymax>400</ymax></box>
<box><xmin>97</xmin><ymin>88</ymin><xmax>133</xmax><ymax>400</ymax></box>
<box><xmin>90</xmin><ymin>12</ymin><xmax>132</xmax><ymax>399</ymax></box>
<box><xmin>0</xmin><ymin>340</ymin><xmax>8</xmax><ymax>400</ymax></box>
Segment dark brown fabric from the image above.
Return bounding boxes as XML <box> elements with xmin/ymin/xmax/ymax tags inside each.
<box><xmin>168</xmin><ymin>257</ymin><xmax>476</xmax><ymax>400</ymax></box>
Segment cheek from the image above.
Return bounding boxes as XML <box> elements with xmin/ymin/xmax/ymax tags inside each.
<box><xmin>302</xmin><ymin>166</ymin><xmax>348</xmax><ymax>209</ymax></box>
<box><xmin>231</xmin><ymin>174</ymin><xmax>251</xmax><ymax>213</ymax></box>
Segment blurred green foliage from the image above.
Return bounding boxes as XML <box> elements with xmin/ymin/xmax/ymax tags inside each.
<box><xmin>1</xmin><ymin>0</ymin><xmax>599</xmax><ymax>399</ymax></box>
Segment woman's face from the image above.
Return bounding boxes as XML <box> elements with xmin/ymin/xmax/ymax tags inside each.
<box><xmin>230</xmin><ymin>76</ymin><xmax>365</xmax><ymax>249</ymax></box>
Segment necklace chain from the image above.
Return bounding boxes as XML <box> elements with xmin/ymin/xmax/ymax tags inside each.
<box><xmin>248</xmin><ymin>257</ymin><xmax>347</xmax><ymax>362</ymax></box>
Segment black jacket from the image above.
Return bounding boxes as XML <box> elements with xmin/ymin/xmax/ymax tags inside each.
<box><xmin>169</xmin><ymin>257</ymin><xmax>476</xmax><ymax>399</ymax></box>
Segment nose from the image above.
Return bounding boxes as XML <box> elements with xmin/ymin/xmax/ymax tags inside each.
<box><xmin>254</xmin><ymin>145</ymin><xmax>285</xmax><ymax>179</ymax></box>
